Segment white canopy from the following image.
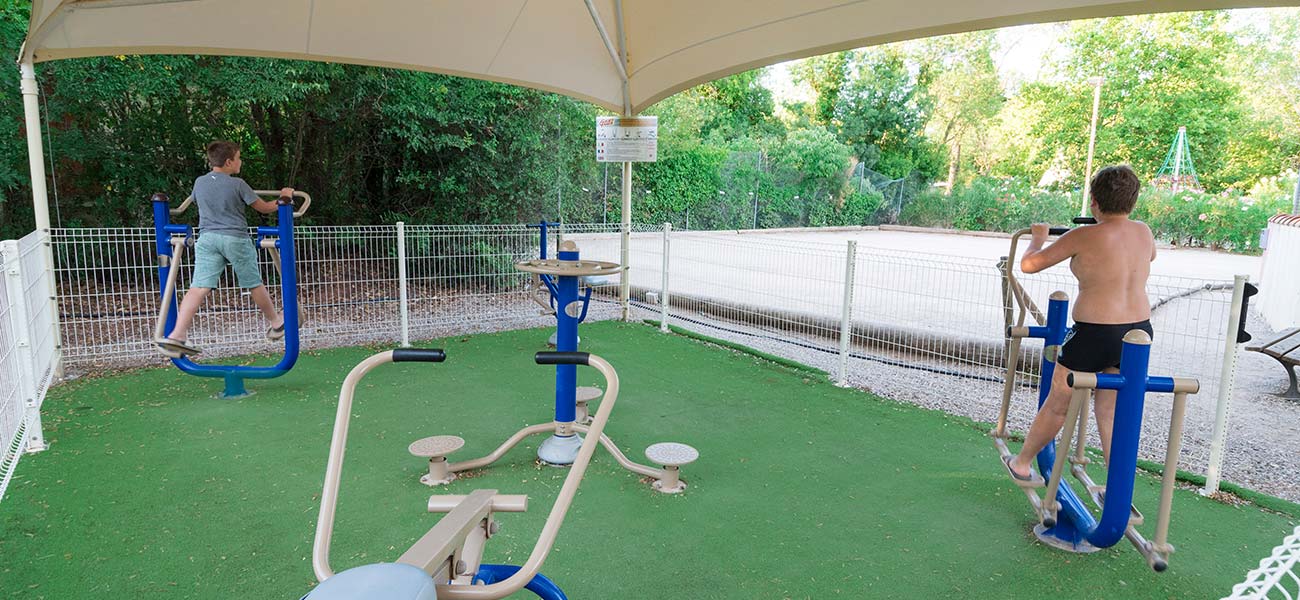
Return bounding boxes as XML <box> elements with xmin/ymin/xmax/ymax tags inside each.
<box><xmin>21</xmin><ymin>0</ymin><xmax>1300</xmax><ymax>115</ymax></box>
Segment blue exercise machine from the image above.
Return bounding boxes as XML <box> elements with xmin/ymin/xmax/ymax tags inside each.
<box><xmin>150</xmin><ymin>190</ymin><xmax>311</xmax><ymax>398</ymax></box>
<box><xmin>406</xmin><ymin>224</ymin><xmax>699</xmax><ymax>493</ymax></box>
<box><xmin>994</xmin><ymin>223</ymin><xmax>1199</xmax><ymax>571</ymax></box>
<box><xmin>518</xmin><ymin>222</ymin><xmax>610</xmax><ymax>463</ymax></box>
<box><xmin>305</xmin><ymin>349</ymin><xmax>622</xmax><ymax>600</ymax></box>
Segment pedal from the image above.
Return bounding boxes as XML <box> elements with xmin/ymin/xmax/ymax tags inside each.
<box><xmin>1095</xmin><ymin>489</ymin><xmax>1144</xmax><ymax>526</ymax></box>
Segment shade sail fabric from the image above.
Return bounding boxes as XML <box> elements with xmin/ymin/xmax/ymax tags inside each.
<box><xmin>21</xmin><ymin>0</ymin><xmax>1300</xmax><ymax>114</ymax></box>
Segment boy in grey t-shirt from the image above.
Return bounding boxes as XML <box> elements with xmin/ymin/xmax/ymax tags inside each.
<box><xmin>156</xmin><ymin>141</ymin><xmax>292</xmax><ymax>357</ymax></box>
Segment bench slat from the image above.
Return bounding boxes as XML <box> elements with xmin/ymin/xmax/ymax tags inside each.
<box><xmin>1248</xmin><ymin>328</ymin><xmax>1300</xmax><ymax>353</ymax></box>
<box><xmin>1248</xmin><ymin>328</ymin><xmax>1300</xmax><ymax>365</ymax></box>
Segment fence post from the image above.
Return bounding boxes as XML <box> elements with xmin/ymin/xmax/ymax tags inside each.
<box><xmin>660</xmin><ymin>223</ymin><xmax>671</xmax><ymax>333</ymax></box>
<box><xmin>396</xmin><ymin>222</ymin><xmax>410</xmax><ymax>347</ymax></box>
<box><xmin>2</xmin><ymin>240</ymin><xmax>45</xmax><ymax>452</ymax></box>
<box><xmin>1203</xmin><ymin>274</ymin><xmax>1248</xmax><ymax>496</ymax></box>
<box><xmin>837</xmin><ymin>240</ymin><xmax>857</xmax><ymax>386</ymax></box>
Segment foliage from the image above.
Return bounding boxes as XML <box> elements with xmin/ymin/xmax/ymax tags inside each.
<box><xmin>900</xmin><ymin>177</ymin><xmax>1075</xmax><ymax>233</ymax></box>
<box><xmin>914</xmin><ymin>32</ymin><xmax>1006</xmax><ymax>187</ymax></box>
<box><xmin>899</xmin><ymin>174</ymin><xmax>1293</xmax><ymax>254</ymax></box>
<box><xmin>835</xmin><ymin>49</ymin><xmax>944</xmax><ymax>179</ymax></box>
<box><xmin>1015</xmin><ymin>12</ymin><xmax>1298</xmax><ymax>193</ymax></box>
<box><xmin>790</xmin><ymin>52</ymin><xmax>849</xmax><ymax>129</ymax></box>
<box><xmin>808</xmin><ymin>189</ymin><xmax>884</xmax><ymax>227</ymax></box>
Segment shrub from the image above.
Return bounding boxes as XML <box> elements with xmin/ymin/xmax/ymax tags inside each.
<box><xmin>897</xmin><ymin>172</ymin><xmax>1292</xmax><ymax>254</ymax></box>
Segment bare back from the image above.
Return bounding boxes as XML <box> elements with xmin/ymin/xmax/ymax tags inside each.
<box><xmin>1067</xmin><ymin>220</ymin><xmax>1154</xmax><ymax>323</ymax></box>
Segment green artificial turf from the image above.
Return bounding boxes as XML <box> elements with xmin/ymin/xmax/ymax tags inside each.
<box><xmin>1</xmin><ymin>321</ymin><xmax>1295</xmax><ymax>599</ymax></box>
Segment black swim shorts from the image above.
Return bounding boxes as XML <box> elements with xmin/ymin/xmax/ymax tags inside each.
<box><xmin>1056</xmin><ymin>320</ymin><xmax>1154</xmax><ymax>373</ymax></box>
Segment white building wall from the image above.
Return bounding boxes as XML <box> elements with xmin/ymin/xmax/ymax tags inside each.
<box><xmin>1258</xmin><ymin>214</ymin><xmax>1300</xmax><ymax>331</ymax></box>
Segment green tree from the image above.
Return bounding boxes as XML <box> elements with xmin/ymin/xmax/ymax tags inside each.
<box><xmin>790</xmin><ymin>52</ymin><xmax>850</xmax><ymax>129</ymax></box>
<box><xmin>1020</xmin><ymin>12</ymin><xmax>1249</xmax><ymax>191</ymax></box>
<box><xmin>914</xmin><ymin>32</ymin><xmax>1006</xmax><ymax>191</ymax></box>
<box><xmin>834</xmin><ymin>49</ymin><xmax>944</xmax><ymax>179</ymax></box>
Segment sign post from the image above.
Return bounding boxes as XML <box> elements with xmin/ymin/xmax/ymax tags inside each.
<box><xmin>596</xmin><ymin>116</ymin><xmax>658</xmax><ymax>320</ymax></box>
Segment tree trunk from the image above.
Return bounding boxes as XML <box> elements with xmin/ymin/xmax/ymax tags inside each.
<box><xmin>944</xmin><ymin>142</ymin><xmax>961</xmax><ymax>196</ymax></box>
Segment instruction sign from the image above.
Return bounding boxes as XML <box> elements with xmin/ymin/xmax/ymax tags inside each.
<box><xmin>596</xmin><ymin>116</ymin><xmax>658</xmax><ymax>162</ymax></box>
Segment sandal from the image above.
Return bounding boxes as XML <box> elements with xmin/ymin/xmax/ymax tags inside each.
<box><xmin>267</xmin><ymin>322</ymin><xmax>286</xmax><ymax>341</ymax></box>
<box><xmin>156</xmin><ymin>337</ymin><xmax>202</xmax><ymax>357</ymax></box>
<box><xmin>1003</xmin><ymin>455</ymin><xmax>1045</xmax><ymax>488</ymax></box>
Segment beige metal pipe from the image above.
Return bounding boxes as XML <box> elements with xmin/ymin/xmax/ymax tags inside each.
<box><xmin>312</xmin><ymin>351</ymin><xmax>395</xmax><ymax>582</ymax></box>
<box><xmin>153</xmin><ymin>238</ymin><xmax>186</xmax><ymax>341</ymax></box>
<box><xmin>447</xmin><ymin>423</ymin><xmax>554</xmax><ymax>472</ymax></box>
<box><xmin>1072</xmin><ymin>394</ymin><xmax>1092</xmax><ymax>467</ymax></box>
<box><xmin>428</xmin><ymin>494</ymin><xmax>528</xmax><ymax>513</ymax></box>
<box><xmin>437</xmin><ymin>354</ymin><xmax>621</xmax><ymax>600</ymax></box>
<box><xmin>253</xmin><ymin>189</ymin><xmax>313</xmax><ymax>217</ymax></box>
<box><xmin>994</xmin><ymin>335</ymin><xmax>1023</xmax><ymax>439</ymax></box>
<box><xmin>1153</xmin><ymin>391</ymin><xmax>1190</xmax><ymax>553</ymax></box>
<box><xmin>1043</xmin><ymin>387</ymin><xmax>1091</xmax><ymax>521</ymax></box>
<box><xmin>569</xmin><ymin>424</ymin><xmax>661</xmax><ymax>478</ymax></box>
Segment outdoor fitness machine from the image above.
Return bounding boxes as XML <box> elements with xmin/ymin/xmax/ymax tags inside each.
<box><xmin>993</xmin><ymin>222</ymin><xmax>1198</xmax><ymax>571</ymax></box>
<box><xmin>150</xmin><ymin>190</ymin><xmax>311</xmax><ymax>398</ymax></box>
<box><xmin>407</xmin><ymin>225</ymin><xmax>698</xmax><ymax>493</ymax></box>
<box><xmin>307</xmin><ymin>349</ymin><xmax>621</xmax><ymax>600</ymax></box>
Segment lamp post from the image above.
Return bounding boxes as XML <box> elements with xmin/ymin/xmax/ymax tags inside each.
<box><xmin>1081</xmin><ymin>76</ymin><xmax>1104</xmax><ymax>217</ymax></box>
<box><xmin>750</xmin><ymin>191</ymin><xmax>757</xmax><ymax>229</ymax></box>
<box><xmin>581</xmin><ymin>187</ymin><xmax>591</xmax><ymax>223</ymax></box>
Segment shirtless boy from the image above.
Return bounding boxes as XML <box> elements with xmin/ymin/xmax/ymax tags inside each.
<box><xmin>1005</xmin><ymin>164</ymin><xmax>1156</xmax><ymax>484</ymax></box>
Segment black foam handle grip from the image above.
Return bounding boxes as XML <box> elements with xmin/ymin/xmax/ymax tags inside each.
<box><xmin>392</xmin><ymin>348</ymin><xmax>447</xmax><ymax>363</ymax></box>
<box><xmin>1048</xmin><ymin>227</ymin><xmax>1070</xmax><ymax>236</ymax></box>
<box><xmin>1237</xmin><ymin>283</ymin><xmax>1259</xmax><ymax>344</ymax></box>
<box><xmin>535</xmin><ymin>352</ymin><xmax>590</xmax><ymax>366</ymax></box>
<box><xmin>1073</xmin><ymin>216</ymin><xmax>1097</xmax><ymax>225</ymax></box>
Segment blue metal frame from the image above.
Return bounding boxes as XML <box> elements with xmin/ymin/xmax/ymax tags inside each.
<box><xmin>1027</xmin><ymin>296</ymin><xmax>1169</xmax><ymax>550</ymax></box>
<box><xmin>474</xmin><ymin>564</ymin><xmax>568</xmax><ymax>600</ymax></box>
<box><xmin>152</xmin><ymin>196</ymin><xmax>300</xmax><ymax>398</ymax></box>
<box><xmin>529</xmin><ymin>222</ymin><xmax>597</xmax><ymax>424</ymax></box>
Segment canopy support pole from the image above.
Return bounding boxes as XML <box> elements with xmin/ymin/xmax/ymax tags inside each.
<box><xmin>620</xmin><ymin>161</ymin><xmax>631</xmax><ymax>320</ymax></box>
<box><xmin>612</xmin><ymin>0</ymin><xmax>633</xmax><ymax>321</ymax></box>
<box><xmin>19</xmin><ymin>60</ymin><xmax>50</xmax><ymax>235</ymax></box>
<box><xmin>18</xmin><ymin>58</ymin><xmax>62</xmax><ymax>377</ymax></box>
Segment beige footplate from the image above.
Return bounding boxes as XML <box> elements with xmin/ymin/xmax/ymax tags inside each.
<box><xmin>410</xmin><ymin>435</ymin><xmax>465</xmax><ymax>486</ymax></box>
<box><xmin>645</xmin><ymin>442</ymin><xmax>699</xmax><ymax>494</ymax></box>
<box><xmin>574</xmin><ymin>386</ymin><xmax>602</xmax><ymax>424</ymax></box>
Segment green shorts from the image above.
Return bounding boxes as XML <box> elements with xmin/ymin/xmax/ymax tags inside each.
<box><xmin>191</xmin><ymin>232</ymin><xmax>263</xmax><ymax>289</ymax></box>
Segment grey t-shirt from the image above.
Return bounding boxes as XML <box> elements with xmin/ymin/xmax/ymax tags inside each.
<box><xmin>192</xmin><ymin>172</ymin><xmax>260</xmax><ymax>237</ymax></box>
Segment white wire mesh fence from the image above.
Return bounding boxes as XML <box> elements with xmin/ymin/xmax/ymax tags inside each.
<box><xmin>0</xmin><ymin>230</ymin><xmax>58</xmax><ymax>503</ymax></box>
<box><xmin>44</xmin><ymin>223</ymin><xmax>1268</xmax><ymax>493</ymax></box>
<box><xmin>13</xmin><ymin>224</ymin><xmax>1271</xmax><ymax>497</ymax></box>
<box><xmin>49</xmin><ymin>223</ymin><xmax>663</xmax><ymax>369</ymax></box>
<box><xmin>1224</xmin><ymin>525</ymin><xmax>1300</xmax><ymax>600</ymax></box>
<box><xmin>635</xmin><ymin>229</ymin><xmax>1254</xmax><ymax>489</ymax></box>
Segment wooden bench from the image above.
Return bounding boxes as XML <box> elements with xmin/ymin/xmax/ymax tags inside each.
<box><xmin>1247</xmin><ymin>328</ymin><xmax>1300</xmax><ymax>400</ymax></box>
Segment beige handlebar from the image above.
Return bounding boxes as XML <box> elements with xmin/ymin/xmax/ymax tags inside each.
<box><xmin>311</xmin><ymin>351</ymin><xmax>621</xmax><ymax>599</ymax></box>
<box><xmin>169</xmin><ymin>190</ymin><xmax>312</xmax><ymax>218</ymax></box>
<box><xmin>436</xmin><ymin>355</ymin><xmax>621</xmax><ymax>599</ymax></box>
<box><xmin>169</xmin><ymin>195</ymin><xmax>195</xmax><ymax>216</ymax></box>
<box><xmin>254</xmin><ymin>190</ymin><xmax>312</xmax><ymax>218</ymax></box>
